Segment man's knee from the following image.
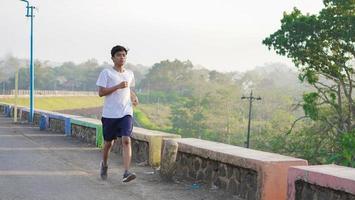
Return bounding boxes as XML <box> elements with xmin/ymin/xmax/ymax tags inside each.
<box><xmin>122</xmin><ymin>137</ymin><xmax>131</xmax><ymax>146</ymax></box>
<box><xmin>105</xmin><ymin>140</ymin><xmax>114</xmax><ymax>148</ymax></box>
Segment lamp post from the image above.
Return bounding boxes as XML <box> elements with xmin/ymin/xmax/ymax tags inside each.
<box><xmin>241</xmin><ymin>90</ymin><xmax>262</xmax><ymax>148</ymax></box>
<box><xmin>20</xmin><ymin>0</ymin><xmax>35</xmax><ymax>122</ymax></box>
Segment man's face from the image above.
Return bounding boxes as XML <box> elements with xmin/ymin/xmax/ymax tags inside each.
<box><xmin>112</xmin><ymin>51</ymin><xmax>127</xmax><ymax>66</ymax></box>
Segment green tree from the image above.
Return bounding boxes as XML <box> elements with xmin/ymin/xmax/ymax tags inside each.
<box><xmin>171</xmin><ymin>96</ymin><xmax>209</xmax><ymax>138</ymax></box>
<box><xmin>139</xmin><ymin>59</ymin><xmax>193</xmax><ymax>93</ymax></box>
<box><xmin>263</xmin><ymin>0</ymin><xmax>354</xmax><ymax>166</ymax></box>
<box><xmin>263</xmin><ymin>0</ymin><xmax>354</xmax><ymax>133</ymax></box>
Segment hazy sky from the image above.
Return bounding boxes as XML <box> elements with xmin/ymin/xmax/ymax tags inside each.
<box><xmin>2</xmin><ymin>0</ymin><xmax>324</xmax><ymax>72</ymax></box>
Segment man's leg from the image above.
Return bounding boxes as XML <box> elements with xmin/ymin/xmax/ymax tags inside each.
<box><xmin>122</xmin><ymin>136</ymin><xmax>131</xmax><ymax>171</ymax></box>
<box><xmin>100</xmin><ymin>140</ymin><xmax>114</xmax><ymax>180</ymax></box>
<box><xmin>122</xmin><ymin>136</ymin><xmax>136</xmax><ymax>182</ymax></box>
<box><xmin>103</xmin><ymin>140</ymin><xmax>114</xmax><ymax>166</ymax></box>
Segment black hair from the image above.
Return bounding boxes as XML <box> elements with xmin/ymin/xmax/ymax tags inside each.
<box><xmin>111</xmin><ymin>45</ymin><xmax>128</xmax><ymax>57</ymax></box>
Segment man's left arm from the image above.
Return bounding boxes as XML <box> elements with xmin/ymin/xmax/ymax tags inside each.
<box><xmin>130</xmin><ymin>88</ymin><xmax>139</xmax><ymax>106</ymax></box>
<box><xmin>130</xmin><ymin>72</ymin><xmax>138</xmax><ymax>106</ymax></box>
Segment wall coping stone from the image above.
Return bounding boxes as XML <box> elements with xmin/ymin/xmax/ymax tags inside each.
<box><xmin>176</xmin><ymin>138</ymin><xmax>307</xmax><ymax>167</ymax></box>
<box><xmin>287</xmin><ymin>164</ymin><xmax>355</xmax><ymax>200</ymax></box>
<box><xmin>132</xmin><ymin>127</ymin><xmax>181</xmax><ymax>142</ymax></box>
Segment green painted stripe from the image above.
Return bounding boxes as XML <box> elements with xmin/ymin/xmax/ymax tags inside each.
<box><xmin>70</xmin><ymin>118</ymin><xmax>99</xmax><ymax>129</ymax></box>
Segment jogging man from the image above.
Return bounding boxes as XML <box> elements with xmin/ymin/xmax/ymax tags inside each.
<box><xmin>96</xmin><ymin>45</ymin><xmax>139</xmax><ymax>182</ymax></box>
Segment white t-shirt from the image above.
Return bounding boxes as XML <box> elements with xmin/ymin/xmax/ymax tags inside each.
<box><xmin>96</xmin><ymin>67</ymin><xmax>135</xmax><ymax>118</ymax></box>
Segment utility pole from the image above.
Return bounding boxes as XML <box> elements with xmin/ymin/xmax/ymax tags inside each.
<box><xmin>241</xmin><ymin>90</ymin><xmax>261</xmax><ymax>148</ymax></box>
<box><xmin>20</xmin><ymin>0</ymin><xmax>35</xmax><ymax>122</ymax></box>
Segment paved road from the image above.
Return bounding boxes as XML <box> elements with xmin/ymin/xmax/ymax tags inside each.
<box><xmin>0</xmin><ymin>115</ymin><xmax>232</xmax><ymax>200</ymax></box>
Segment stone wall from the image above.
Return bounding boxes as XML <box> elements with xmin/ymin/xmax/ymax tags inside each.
<box><xmin>49</xmin><ymin>118</ymin><xmax>65</xmax><ymax>133</ymax></box>
<box><xmin>175</xmin><ymin>152</ymin><xmax>258</xmax><ymax>200</ymax></box>
<box><xmin>131</xmin><ymin>127</ymin><xmax>181</xmax><ymax>167</ymax></box>
<box><xmin>288</xmin><ymin>165</ymin><xmax>355</xmax><ymax>200</ymax></box>
<box><xmin>112</xmin><ymin>138</ymin><xmax>149</xmax><ymax>164</ymax></box>
<box><xmin>19</xmin><ymin>110</ymin><xmax>41</xmax><ymax>124</ymax></box>
<box><xmin>14</xmin><ymin>108</ymin><xmax>22</xmax><ymax>119</ymax></box>
<box><xmin>165</xmin><ymin>138</ymin><xmax>308</xmax><ymax>200</ymax></box>
<box><xmin>0</xmin><ymin>105</ymin><xmax>5</xmax><ymax>113</ymax></box>
<box><xmin>71</xmin><ymin>124</ymin><xmax>96</xmax><ymax>145</ymax></box>
<box><xmin>21</xmin><ymin>110</ymin><xmax>29</xmax><ymax>121</ymax></box>
<box><xmin>33</xmin><ymin>112</ymin><xmax>41</xmax><ymax>125</ymax></box>
<box><xmin>295</xmin><ymin>180</ymin><xmax>355</xmax><ymax>200</ymax></box>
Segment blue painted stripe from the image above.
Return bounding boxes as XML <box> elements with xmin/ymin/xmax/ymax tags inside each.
<box><xmin>65</xmin><ymin>118</ymin><xmax>71</xmax><ymax>136</ymax></box>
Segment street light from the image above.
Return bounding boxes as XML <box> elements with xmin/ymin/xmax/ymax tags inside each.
<box><xmin>241</xmin><ymin>90</ymin><xmax>262</xmax><ymax>148</ymax></box>
<box><xmin>20</xmin><ymin>0</ymin><xmax>35</xmax><ymax>122</ymax></box>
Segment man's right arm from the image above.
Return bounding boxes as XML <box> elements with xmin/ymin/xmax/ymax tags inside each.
<box><xmin>98</xmin><ymin>81</ymin><xmax>128</xmax><ymax>97</ymax></box>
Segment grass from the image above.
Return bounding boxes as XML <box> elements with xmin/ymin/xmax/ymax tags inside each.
<box><xmin>0</xmin><ymin>96</ymin><xmax>104</xmax><ymax>111</ymax></box>
<box><xmin>134</xmin><ymin>108</ymin><xmax>158</xmax><ymax>130</ymax></box>
<box><xmin>0</xmin><ymin>96</ymin><xmax>173</xmax><ymax>132</ymax></box>
<box><xmin>137</xmin><ymin>104</ymin><xmax>172</xmax><ymax>130</ymax></box>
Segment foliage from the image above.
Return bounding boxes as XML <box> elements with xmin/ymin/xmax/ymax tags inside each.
<box><xmin>262</xmin><ymin>0</ymin><xmax>354</xmax><ymax>166</ymax></box>
<box><xmin>263</xmin><ymin>0</ymin><xmax>354</xmax><ymax>134</ymax></box>
<box><xmin>329</xmin><ymin>130</ymin><xmax>355</xmax><ymax>167</ymax></box>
